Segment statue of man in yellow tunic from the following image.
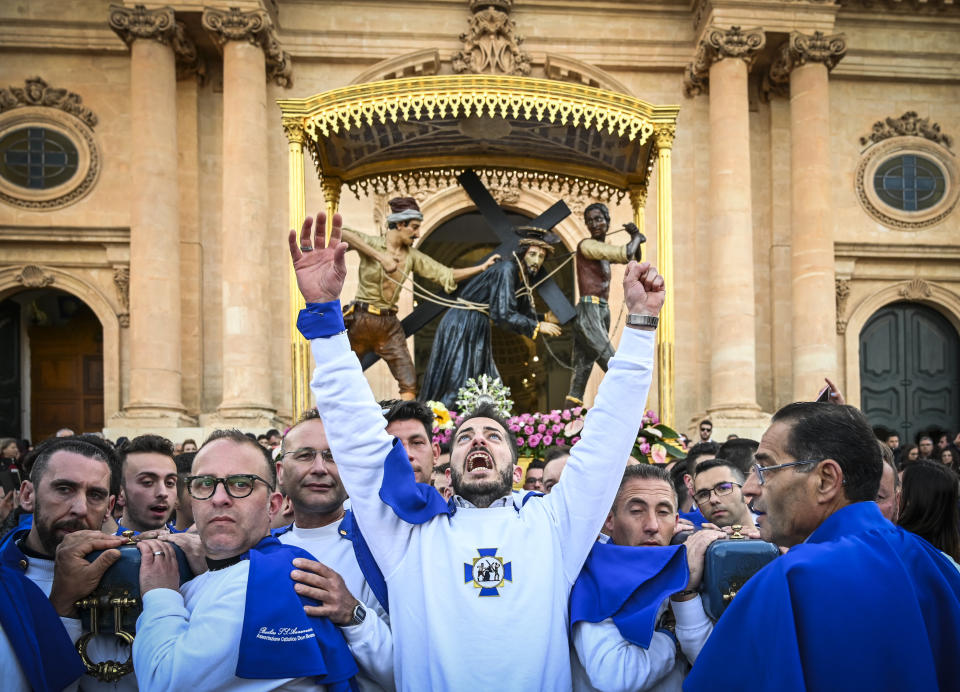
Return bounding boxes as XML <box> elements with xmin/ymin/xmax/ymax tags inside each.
<box><xmin>340</xmin><ymin>197</ymin><xmax>499</xmax><ymax>400</ymax></box>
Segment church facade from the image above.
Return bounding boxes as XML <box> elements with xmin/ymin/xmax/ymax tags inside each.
<box><xmin>0</xmin><ymin>0</ymin><xmax>957</xmax><ymax>444</ymax></box>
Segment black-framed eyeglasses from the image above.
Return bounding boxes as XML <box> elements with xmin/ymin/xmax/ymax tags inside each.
<box><xmin>753</xmin><ymin>459</ymin><xmax>821</xmax><ymax>486</ymax></box>
<box><xmin>700</xmin><ymin>426</ymin><xmax>712</xmax><ymax>432</ymax></box>
<box><xmin>693</xmin><ymin>481</ymin><xmax>742</xmax><ymax>505</ymax></box>
<box><xmin>185</xmin><ymin>474</ymin><xmax>274</xmax><ymax>500</ymax></box>
<box><xmin>278</xmin><ymin>447</ymin><xmax>335</xmax><ymax>465</ymax></box>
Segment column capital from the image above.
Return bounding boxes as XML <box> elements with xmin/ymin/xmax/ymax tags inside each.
<box><xmin>683</xmin><ymin>26</ymin><xmax>766</xmax><ymax>97</ymax></box>
<box><xmin>202</xmin><ymin>7</ymin><xmax>292</xmax><ymax>87</ymax></box>
<box><xmin>654</xmin><ymin>124</ymin><xmax>676</xmax><ymax>151</ymax></box>
<box><xmin>108</xmin><ymin>4</ymin><xmax>176</xmax><ymax>46</ymax></box>
<box><xmin>628</xmin><ymin>185</ymin><xmax>648</xmax><ymax>214</ymax></box>
<box><xmin>282</xmin><ymin>117</ymin><xmax>306</xmax><ymax>145</ymax></box>
<box><xmin>764</xmin><ymin>31</ymin><xmax>847</xmax><ymax>98</ymax></box>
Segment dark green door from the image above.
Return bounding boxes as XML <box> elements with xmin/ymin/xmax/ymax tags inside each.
<box><xmin>0</xmin><ymin>300</ymin><xmax>21</xmax><ymax>437</ymax></box>
<box><xmin>859</xmin><ymin>301</ymin><xmax>960</xmax><ymax>444</ymax></box>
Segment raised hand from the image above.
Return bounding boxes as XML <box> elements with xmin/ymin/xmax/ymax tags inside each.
<box><xmin>288</xmin><ymin>212</ymin><xmax>349</xmax><ymax>303</ymax></box>
<box><xmin>622</xmin><ymin>261</ymin><xmax>665</xmax><ymax>317</ymax></box>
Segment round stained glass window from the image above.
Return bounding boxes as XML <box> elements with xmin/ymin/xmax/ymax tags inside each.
<box><xmin>0</xmin><ymin>126</ymin><xmax>79</xmax><ymax>190</ymax></box>
<box><xmin>873</xmin><ymin>154</ymin><xmax>946</xmax><ymax>212</ymax></box>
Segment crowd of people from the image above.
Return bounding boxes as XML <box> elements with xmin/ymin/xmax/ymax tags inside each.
<box><xmin>0</xmin><ymin>211</ymin><xmax>958</xmax><ymax>691</ymax></box>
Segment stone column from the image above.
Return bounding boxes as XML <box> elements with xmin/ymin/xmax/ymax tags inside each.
<box><xmin>203</xmin><ymin>8</ymin><xmax>291</xmax><ymax>422</ymax></box>
<box><xmin>685</xmin><ymin>26</ymin><xmax>766</xmax><ymax>426</ymax></box>
<box><xmin>769</xmin><ymin>32</ymin><xmax>846</xmax><ymax>400</ymax></box>
<box><xmin>109</xmin><ymin>5</ymin><xmax>188</xmax><ymax>420</ymax></box>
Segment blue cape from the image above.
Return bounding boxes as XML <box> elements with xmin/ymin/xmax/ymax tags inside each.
<box><xmin>685</xmin><ymin>501</ymin><xmax>960</xmax><ymax>691</ymax></box>
<box><xmin>569</xmin><ymin>541</ymin><xmax>689</xmax><ymax>648</ymax></box>
<box><xmin>378</xmin><ymin>439</ymin><xmax>453</xmax><ymax>523</ymax></box>
<box><xmin>0</xmin><ymin>530</ymin><xmax>86</xmax><ymax>692</ymax></box>
<box><xmin>678</xmin><ymin>506</ymin><xmax>705</xmax><ymax>529</ymax></box>
<box><xmin>236</xmin><ymin>536</ymin><xmax>358</xmax><ymax>690</ymax></box>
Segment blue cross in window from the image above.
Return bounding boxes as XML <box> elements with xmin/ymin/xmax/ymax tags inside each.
<box><xmin>875</xmin><ymin>155</ymin><xmax>940</xmax><ymax>212</ymax></box>
<box><xmin>3</xmin><ymin>128</ymin><xmax>72</xmax><ymax>189</ymax></box>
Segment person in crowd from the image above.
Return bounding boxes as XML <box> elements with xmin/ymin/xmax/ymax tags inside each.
<box><xmin>692</xmin><ymin>458</ymin><xmax>754</xmax><ymax>529</ymax></box>
<box><xmin>116</xmin><ymin>435</ymin><xmax>178</xmax><ymax>534</ymax></box>
<box><xmin>885</xmin><ymin>431</ymin><xmax>900</xmax><ymax>452</ymax></box>
<box><xmin>571</xmin><ymin>464</ymin><xmax>722</xmax><ymax>692</ymax></box>
<box><xmin>265</xmin><ymin>429</ymin><xmax>283</xmax><ymax>449</ymax></box>
<box><xmin>917</xmin><ymin>434</ymin><xmax>935</xmax><ymax>461</ymax></box>
<box><xmin>678</xmin><ymin>442</ymin><xmax>720</xmax><ymax>528</ymax></box>
<box><xmin>564</xmin><ymin>202</ymin><xmax>644</xmax><ymax>407</ymax></box>
<box><xmin>523</xmin><ymin>459</ymin><xmax>545</xmax><ymax>492</ymax></box>
<box><xmin>173</xmin><ymin>451</ymin><xmax>197</xmax><ymax>532</ymax></box>
<box><xmin>273</xmin><ymin>410</ymin><xmax>394</xmax><ymax>691</ymax></box>
<box><xmin>1</xmin><ymin>438</ymin><xmax>21</xmax><ymax>473</ymax></box>
<box><xmin>133</xmin><ymin>430</ymin><xmax>357</xmax><ymax>691</ymax></box>
<box><xmin>715</xmin><ymin>437</ymin><xmax>758</xmax><ymax>477</ymax></box>
<box><xmin>431</xmin><ymin>463</ymin><xmax>454</xmax><ymax>501</ymax></box>
<box><xmin>876</xmin><ymin>442</ymin><xmax>900</xmax><ymax>523</ymax></box>
<box><xmin>288</xmin><ymin>211</ymin><xmax>664</xmax><ymax>689</ymax></box>
<box><xmin>686</xmin><ymin>402</ymin><xmax>960</xmax><ymax>691</ymax></box>
<box><xmin>257</xmin><ymin>434</ymin><xmax>270</xmax><ymax>448</ymax></box>
<box><xmin>541</xmin><ymin>446</ymin><xmax>571</xmax><ymax>494</ymax></box>
<box><xmin>181</xmin><ymin>439</ymin><xmax>198</xmax><ymax>454</ymax></box>
<box><xmin>696</xmin><ymin>420</ymin><xmax>713</xmax><ymax>443</ymax></box>
<box><xmin>55</xmin><ymin>428</ymin><xmax>75</xmax><ymax>437</ymax></box>
<box><xmin>937</xmin><ymin>444</ymin><xmax>959</xmax><ymax>474</ymax></box>
<box><xmin>898</xmin><ymin>442</ymin><xmax>919</xmax><ymax>468</ymax></box>
<box><xmin>0</xmin><ymin>435</ymin><xmax>148</xmax><ymax>691</ymax></box>
<box><xmin>381</xmin><ymin>400</ymin><xmax>439</xmax><ymax>485</ymax></box>
<box><xmin>669</xmin><ymin>461</ymin><xmax>694</xmax><ymax>514</ymax></box>
<box><xmin>898</xmin><ymin>460</ymin><xmax>960</xmax><ymax>570</ymax></box>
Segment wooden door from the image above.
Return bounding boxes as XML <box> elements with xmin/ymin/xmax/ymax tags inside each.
<box><xmin>0</xmin><ymin>301</ymin><xmax>20</xmax><ymax>437</ymax></box>
<box><xmin>29</xmin><ymin>300</ymin><xmax>103</xmax><ymax>441</ymax></box>
<box><xmin>859</xmin><ymin>301</ymin><xmax>960</xmax><ymax>443</ymax></box>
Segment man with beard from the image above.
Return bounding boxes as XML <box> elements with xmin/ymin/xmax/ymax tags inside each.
<box><xmin>420</xmin><ymin>226</ymin><xmax>563</xmax><ymax>408</ymax></box>
<box><xmin>116</xmin><ymin>435</ymin><xmax>178</xmax><ymax>534</ymax></box>
<box><xmin>288</xmin><ymin>211</ymin><xmax>663</xmax><ymax>690</ymax></box>
<box><xmin>565</xmin><ymin>203</ymin><xmax>644</xmax><ymax>407</ymax></box>
<box><xmin>275</xmin><ymin>410</ymin><xmax>394</xmax><ymax>692</ymax></box>
<box><xmin>0</xmin><ymin>436</ymin><xmax>130</xmax><ymax>690</ymax></box>
<box><xmin>686</xmin><ymin>403</ymin><xmax>960</xmax><ymax>691</ymax></box>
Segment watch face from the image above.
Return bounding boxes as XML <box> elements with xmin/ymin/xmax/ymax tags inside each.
<box><xmin>352</xmin><ymin>603</ymin><xmax>366</xmax><ymax>624</ymax></box>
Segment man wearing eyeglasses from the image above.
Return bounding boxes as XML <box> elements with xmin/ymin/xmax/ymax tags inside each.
<box><xmin>690</xmin><ymin>459</ymin><xmax>754</xmax><ymax>530</ymax></box>
<box><xmin>686</xmin><ymin>402</ymin><xmax>960</xmax><ymax>692</ymax></box>
<box><xmin>274</xmin><ymin>410</ymin><xmax>395</xmax><ymax>692</ymax></box>
<box><xmin>132</xmin><ymin>430</ymin><xmax>358</xmax><ymax>692</ymax></box>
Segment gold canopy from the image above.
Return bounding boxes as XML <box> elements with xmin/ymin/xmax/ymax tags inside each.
<box><xmin>278</xmin><ymin>74</ymin><xmax>679</xmax><ymax>425</ymax></box>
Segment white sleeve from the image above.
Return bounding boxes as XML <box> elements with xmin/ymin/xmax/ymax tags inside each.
<box><xmin>542</xmin><ymin>327</ymin><xmax>656</xmax><ymax>581</ymax></box>
<box><xmin>132</xmin><ymin>587</ymin><xmax>239</xmax><ymax>692</ymax></box>
<box><xmin>573</xmin><ymin>619</ymin><xmax>677</xmax><ymax>692</ymax></box>
<box><xmin>308</xmin><ymin>332</ymin><xmax>413</xmax><ymax>577</ymax></box>
<box><xmin>672</xmin><ymin>595</ymin><xmax>713</xmax><ymax>664</ymax></box>
<box><xmin>341</xmin><ymin>609</ymin><xmax>395</xmax><ymax>691</ymax></box>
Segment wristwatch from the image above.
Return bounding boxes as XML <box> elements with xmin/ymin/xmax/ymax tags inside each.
<box><xmin>626</xmin><ymin>313</ymin><xmax>659</xmax><ymax>329</ymax></box>
<box><xmin>348</xmin><ymin>602</ymin><xmax>367</xmax><ymax>627</ymax></box>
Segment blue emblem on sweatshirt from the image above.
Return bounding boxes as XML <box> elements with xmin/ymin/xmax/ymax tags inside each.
<box><xmin>464</xmin><ymin>548</ymin><xmax>512</xmax><ymax>597</ymax></box>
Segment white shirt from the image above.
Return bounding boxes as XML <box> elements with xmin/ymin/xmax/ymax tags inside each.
<box><xmin>278</xmin><ymin>521</ymin><xmax>394</xmax><ymax>691</ymax></box>
<box><xmin>133</xmin><ymin>561</ymin><xmax>324</xmax><ymax>692</ymax></box>
<box><xmin>572</xmin><ymin>595</ymin><xmax>713</xmax><ymax>692</ymax></box>
<box><xmin>308</xmin><ymin>327</ymin><xmax>656</xmax><ymax>691</ymax></box>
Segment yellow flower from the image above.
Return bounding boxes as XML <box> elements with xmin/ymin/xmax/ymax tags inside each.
<box><xmin>427</xmin><ymin>400</ymin><xmax>453</xmax><ymax>429</ymax></box>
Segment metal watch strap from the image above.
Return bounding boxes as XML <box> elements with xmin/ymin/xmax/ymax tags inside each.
<box><xmin>349</xmin><ymin>602</ymin><xmax>366</xmax><ymax>626</ymax></box>
<box><xmin>626</xmin><ymin>313</ymin><xmax>659</xmax><ymax>329</ymax></box>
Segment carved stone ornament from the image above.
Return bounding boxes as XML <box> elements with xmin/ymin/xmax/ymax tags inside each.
<box><xmin>452</xmin><ymin>0</ymin><xmax>532</xmax><ymax>76</ymax></box>
<box><xmin>113</xmin><ymin>265</ymin><xmax>130</xmax><ymax>327</ymax></box>
<box><xmin>835</xmin><ymin>278</ymin><xmax>850</xmax><ymax>334</ymax></box>
<box><xmin>683</xmin><ymin>26</ymin><xmax>766</xmax><ymax>97</ymax></box>
<box><xmin>202</xmin><ymin>7</ymin><xmax>292</xmax><ymax>87</ymax></box>
<box><xmin>0</xmin><ymin>76</ymin><xmax>97</xmax><ymax>129</ymax></box>
<box><xmin>173</xmin><ymin>21</ymin><xmax>205</xmax><ymax>84</ymax></box>
<box><xmin>859</xmin><ymin>112</ymin><xmax>953</xmax><ymax>150</ymax></box>
<box><xmin>108</xmin><ymin>4</ymin><xmax>176</xmax><ymax>46</ymax></box>
<box><xmin>764</xmin><ymin>31</ymin><xmax>846</xmax><ymax>100</ymax></box>
<box><xmin>899</xmin><ymin>278</ymin><xmax>932</xmax><ymax>300</ymax></box>
<box><xmin>15</xmin><ymin>265</ymin><xmax>55</xmax><ymax>288</ymax></box>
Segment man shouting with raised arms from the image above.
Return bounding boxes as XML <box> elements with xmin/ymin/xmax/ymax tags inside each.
<box><xmin>288</xmin><ymin>212</ymin><xmax>664</xmax><ymax>691</ymax></box>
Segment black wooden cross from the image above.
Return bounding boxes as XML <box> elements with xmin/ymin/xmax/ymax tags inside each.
<box><xmin>360</xmin><ymin>169</ymin><xmax>577</xmax><ymax>370</ymax></box>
